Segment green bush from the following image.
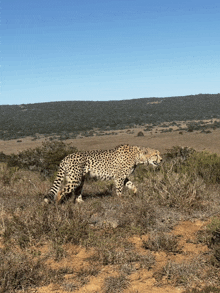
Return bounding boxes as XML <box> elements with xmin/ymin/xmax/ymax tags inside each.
<box><xmin>206</xmin><ymin>217</ymin><xmax>220</xmax><ymax>235</ymax></box>
<box><xmin>138</xmin><ymin>147</ymin><xmax>209</xmax><ymax>212</ymax></box>
<box><xmin>164</xmin><ymin>146</ymin><xmax>195</xmax><ymax>161</ymax></box>
<box><xmin>182</xmin><ymin>152</ymin><xmax>220</xmax><ymax>184</ymax></box>
<box><xmin>164</xmin><ymin>147</ymin><xmax>220</xmax><ymax>184</ymax></box>
<box><xmin>204</xmin><ymin>217</ymin><xmax>220</xmax><ymax>266</ymax></box>
<box><xmin>6</xmin><ymin>141</ymin><xmax>77</xmax><ymax>177</ymax></box>
<box><xmin>0</xmin><ymin>152</ymin><xmax>8</xmax><ymax>162</ymax></box>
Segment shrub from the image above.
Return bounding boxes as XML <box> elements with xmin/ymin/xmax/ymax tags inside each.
<box><xmin>143</xmin><ymin>232</ymin><xmax>181</xmax><ymax>253</ymax></box>
<box><xmin>0</xmin><ymin>250</ymin><xmax>63</xmax><ymax>292</ymax></box>
<box><xmin>200</xmin><ymin>217</ymin><xmax>220</xmax><ymax>266</ymax></box>
<box><xmin>3</xmin><ymin>204</ymin><xmax>91</xmax><ymax>248</ymax></box>
<box><xmin>0</xmin><ymin>152</ymin><xmax>8</xmax><ymax>163</ymax></box>
<box><xmin>164</xmin><ymin>146</ymin><xmax>195</xmax><ymax>161</ymax></box>
<box><xmin>184</xmin><ymin>152</ymin><xmax>220</xmax><ymax>184</ymax></box>
<box><xmin>137</xmin><ymin>131</ymin><xmax>144</xmax><ymax>137</ymax></box>
<box><xmin>91</xmin><ymin>239</ymin><xmax>154</xmax><ymax>268</ymax></box>
<box><xmin>164</xmin><ymin>147</ymin><xmax>220</xmax><ymax>184</ymax></box>
<box><xmin>6</xmin><ymin>141</ymin><xmax>77</xmax><ymax>177</ymax></box>
<box><xmin>187</xmin><ymin>124</ymin><xmax>194</xmax><ymax>132</ymax></box>
<box><xmin>102</xmin><ymin>274</ymin><xmax>130</xmax><ymax>293</ymax></box>
<box><xmin>155</xmin><ymin>257</ymin><xmax>205</xmax><ymax>286</ymax></box>
<box><xmin>132</xmin><ymin>147</ymin><xmax>219</xmax><ymax>213</ymax></box>
<box><xmin>147</xmin><ymin>166</ymin><xmax>207</xmax><ymax>212</ymax></box>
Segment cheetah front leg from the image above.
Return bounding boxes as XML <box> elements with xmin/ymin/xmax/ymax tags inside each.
<box><xmin>115</xmin><ymin>177</ymin><xmax>128</xmax><ymax>197</ymax></box>
<box><xmin>125</xmin><ymin>180</ymin><xmax>137</xmax><ymax>194</ymax></box>
<box><xmin>115</xmin><ymin>177</ymin><xmax>137</xmax><ymax>196</ymax></box>
<box><xmin>123</xmin><ymin>177</ymin><xmax>137</xmax><ymax>193</ymax></box>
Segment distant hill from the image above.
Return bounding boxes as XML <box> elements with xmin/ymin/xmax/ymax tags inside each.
<box><xmin>0</xmin><ymin>94</ymin><xmax>220</xmax><ymax>140</ymax></box>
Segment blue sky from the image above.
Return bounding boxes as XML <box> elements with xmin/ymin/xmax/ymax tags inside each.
<box><xmin>1</xmin><ymin>0</ymin><xmax>220</xmax><ymax>105</ymax></box>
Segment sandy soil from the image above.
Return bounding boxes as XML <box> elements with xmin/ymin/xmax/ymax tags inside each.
<box><xmin>30</xmin><ymin>220</ymin><xmax>209</xmax><ymax>293</ymax></box>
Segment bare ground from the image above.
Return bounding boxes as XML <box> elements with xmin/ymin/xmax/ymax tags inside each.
<box><xmin>26</xmin><ymin>220</ymin><xmax>209</xmax><ymax>293</ymax></box>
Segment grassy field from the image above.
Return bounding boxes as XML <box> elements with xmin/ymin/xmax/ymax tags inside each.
<box><xmin>1</xmin><ymin>141</ymin><xmax>220</xmax><ymax>292</ymax></box>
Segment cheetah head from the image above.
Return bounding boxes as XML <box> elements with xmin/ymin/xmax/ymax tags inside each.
<box><xmin>138</xmin><ymin>147</ymin><xmax>162</xmax><ymax>167</ymax></box>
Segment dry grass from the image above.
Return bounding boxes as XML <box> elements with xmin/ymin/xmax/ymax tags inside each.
<box><xmin>102</xmin><ymin>274</ymin><xmax>130</xmax><ymax>293</ymax></box>
<box><xmin>1</xmin><ymin>143</ymin><xmax>220</xmax><ymax>292</ymax></box>
<box><xmin>0</xmin><ymin>249</ymin><xmax>65</xmax><ymax>293</ymax></box>
<box><xmin>183</xmin><ymin>286</ymin><xmax>220</xmax><ymax>293</ymax></box>
<box><xmin>155</xmin><ymin>256</ymin><xmax>206</xmax><ymax>287</ymax></box>
<box><xmin>143</xmin><ymin>232</ymin><xmax>181</xmax><ymax>253</ymax></box>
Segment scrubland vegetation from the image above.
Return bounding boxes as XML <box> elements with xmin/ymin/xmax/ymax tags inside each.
<box><xmin>0</xmin><ymin>94</ymin><xmax>220</xmax><ymax>140</ymax></box>
<box><xmin>1</xmin><ymin>141</ymin><xmax>220</xmax><ymax>292</ymax></box>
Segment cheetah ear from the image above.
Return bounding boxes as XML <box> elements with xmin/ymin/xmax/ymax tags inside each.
<box><xmin>143</xmin><ymin>147</ymin><xmax>149</xmax><ymax>154</ymax></box>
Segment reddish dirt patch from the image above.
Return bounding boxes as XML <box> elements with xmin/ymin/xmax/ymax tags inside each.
<box><xmin>26</xmin><ymin>220</ymin><xmax>210</xmax><ymax>293</ymax></box>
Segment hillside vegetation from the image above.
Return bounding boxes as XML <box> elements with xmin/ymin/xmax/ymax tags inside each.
<box><xmin>1</xmin><ymin>94</ymin><xmax>220</xmax><ymax>140</ymax></box>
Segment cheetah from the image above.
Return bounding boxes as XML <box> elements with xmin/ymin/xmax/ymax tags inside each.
<box><xmin>44</xmin><ymin>144</ymin><xmax>162</xmax><ymax>204</ymax></box>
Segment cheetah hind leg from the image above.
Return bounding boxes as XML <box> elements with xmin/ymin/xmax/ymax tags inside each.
<box><xmin>74</xmin><ymin>178</ymin><xmax>85</xmax><ymax>204</ymax></box>
<box><xmin>56</xmin><ymin>182</ymin><xmax>79</xmax><ymax>204</ymax></box>
<box><xmin>55</xmin><ymin>174</ymin><xmax>73</xmax><ymax>204</ymax></box>
<box><xmin>56</xmin><ymin>174</ymin><xmax>86</xmax><ymax>204</ymax></box>
<box><xmin>115</xmin><ymin>178</ymin><xmax>125</xmax><ymax>197</ymax></box>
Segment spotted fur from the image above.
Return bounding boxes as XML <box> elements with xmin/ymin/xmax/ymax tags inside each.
<box><xmin>44</xmin><ymin>144</ymin><xmax>162</xmax><ymax>204</ymax></box>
